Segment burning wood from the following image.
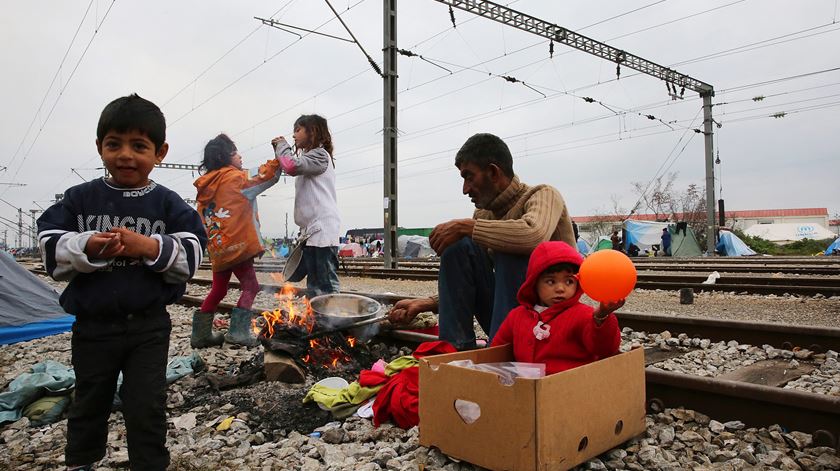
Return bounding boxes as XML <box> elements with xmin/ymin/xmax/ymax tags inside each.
<box><xmin>254</xmin><ymin>282</ymin><xmax>370</xmax><ymax>377</ymax></box>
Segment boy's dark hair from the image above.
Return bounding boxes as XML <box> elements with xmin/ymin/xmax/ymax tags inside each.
<box><xmin>200</xmin><ymin>133</ymin><xmax>236</xmax><ymax>174</ymax></box>
<box><xmin>543</xmin><ymin>262</ymin><xmax>579</xmax><ymax>275</ymax></box>
<box><xmin>454</xmin><ymin>133</ymin><xmax>514</xmax><ymax>178</ymax></box>
<box><xmin>294</xmin><ymin>114</ymin><xmax>334</xmax><ymax>156</ymax></box>
<box><xmin>97</xmin><ymin>93</ymin><xmax>166</xmax><ymax>151</ymax></box>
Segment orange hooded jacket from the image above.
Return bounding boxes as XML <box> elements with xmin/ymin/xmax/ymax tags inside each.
<box><xmin>194</xmin><ymin>159</ymin><xmax>281</xmax><ymax>272</ymax></box>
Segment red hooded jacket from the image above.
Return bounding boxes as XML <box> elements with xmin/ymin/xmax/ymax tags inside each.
<box><xmin>491</xmin><ymin>241</ymin><xmax>620</xmax><ymax>375</ymax></box>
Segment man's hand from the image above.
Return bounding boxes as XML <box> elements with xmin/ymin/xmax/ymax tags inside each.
<box><xmin>429</xmin><ymin>219</ymin><xmax>475</xmax><ymax>255</ymax></box>
<box><xmin>109</xmin><ymin>227</ymin><xmax>159</xmax><ymax>260</ymax></box>
<box><xmin>388</xmin><ymin>298</ymin><xmax>438</xmax><ymax>325</ymax></box>
<box><xmin>84</xmin><ymin>232</ymin><xmax>124</xmax><ymax>259</ymax></box>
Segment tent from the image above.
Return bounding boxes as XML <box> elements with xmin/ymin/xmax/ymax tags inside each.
<box><xmin>594</xmin><ymin>236</ymin><xmax>613</xmax><ymax>251</ymax></box>
<box><xmin>576</xmin><ymin>238</ymin><xmax>591</xmax><ymax>256</ymax></box>
<box><xmin>338</xmin><ymin>242</ymin><xmax>366</xmax><ymax>257</ymax></box>
<box><xmin>716</xmin><ymin>231</ymin><xmax>757</xmax><ymax>256</ymax></box>
<box><xmin>623</xmin><ymin>220</ymin><xmax>703</xmax><ymax>257</ymax></box>
<box><xmin>398</xmin><ymin>235</ymin><xmax>436</xmax><ymax>258</ymax></box>
<box><xmin>826</xmin><ymin>238</ymin><xmax>840</xmax><ymax>256</ymax></box>
<box><xmin>0</xmin><ymin>252</ymin><xmax>73</xmax><ymax>345</ymax></box>
<box><xmin>743</xmin><ymin>223</ymin><xmax>836</xmax><ymax>243</ymax></box>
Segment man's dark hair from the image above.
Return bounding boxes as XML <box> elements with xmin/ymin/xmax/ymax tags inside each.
<box><xmin>454</xmin><ymin>133</ymin><xmax>514</xmax><ymax>178</ymax></box>
<box><xmin>200</xmin><ymin>133</ymin><xmax>236</xmax><ymax>174</ymax></box>
<box><xmin>97</xmin><ymin>94</ymin><xmax>166</xmax><ymax>151</ymax></box>
<box><xmin>543</xmin><ymin>262</ymin><xmax>579</xmax><ymax>275</ymax></box>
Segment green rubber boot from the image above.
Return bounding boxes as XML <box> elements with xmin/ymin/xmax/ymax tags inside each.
<box><xmin>224</xmin><ymin>307</ymin><xmax>259</xmax><ymax>347</ymax></box>
<box><xmin>190</xmin><ymin>310</ymin><xmax>224</xmax><ymax>348</ymax></box>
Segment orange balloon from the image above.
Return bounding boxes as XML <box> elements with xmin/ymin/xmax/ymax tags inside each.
<box><xmin>578</xmin><ymin>250</ymin><xmax>637</xmax><ymax>303</ymax></box>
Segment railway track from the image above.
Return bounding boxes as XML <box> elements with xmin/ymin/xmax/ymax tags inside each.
<box><xmin>20</xmin><ymin>263</ymin><xmax>840</xmax><ymax>447</ymax></box>
<box><xmin>175</xmin><ymin>293</ymin><xmax>840</xmax><ymax>449</ymax></box>
<box><xmin>192</xmin><ymin>264</ymin><xmax>840</xmax><ymax>296</ymax></box>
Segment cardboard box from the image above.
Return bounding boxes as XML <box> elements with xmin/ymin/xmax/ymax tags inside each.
<box><xmin>419</xmin><ymin>345</ymin><xmax>646</xmax><ymax>471</ymax></box>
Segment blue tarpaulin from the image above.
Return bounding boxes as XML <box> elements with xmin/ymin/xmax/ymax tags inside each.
<box><xmin>826</xmin><ymin>238</ymin><xmax>840</xmax><ymax>255</ymax></box>
<box><xmin>716</xmin><ymin>231</ymin><xmax>757</xmax><ymax>256</ymax></box>
<box><xmin>0</xmin><ymin>252</ymin><xmax>72</xmax><ymax>345</ymax></box>
<box><xmin>576</xmin><ymin>239</ymin><xmax>591</xmax><ymax>255</ymax></box>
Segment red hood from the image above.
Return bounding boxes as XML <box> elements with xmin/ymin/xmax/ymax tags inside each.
<box><xmin>517</xmin><ymin>241</ymin><xmax>584</xmax><ymax>308</ymax></box>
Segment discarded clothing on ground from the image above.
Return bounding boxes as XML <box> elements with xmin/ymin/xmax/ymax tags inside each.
<box><xmin>1</xmin><ymin>353</ymin><xmax>204</xmax><ymax>426</ymax></box>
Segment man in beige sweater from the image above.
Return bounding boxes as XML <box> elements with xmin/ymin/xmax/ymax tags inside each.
<box><xmin>388</xmin><ymin>133</ymin><xmax>575</xmax><ymax>349</ymax></box>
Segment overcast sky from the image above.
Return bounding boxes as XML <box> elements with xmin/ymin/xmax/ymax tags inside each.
<box><xmin>2</xmin><ymin>0</ymin><xmax>839</xmax><ymax>242</ymax></box>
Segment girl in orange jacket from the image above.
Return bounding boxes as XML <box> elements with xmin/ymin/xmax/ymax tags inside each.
<box><xmin>192</xmin><ymin>134</ymin><xmax>281</xmax><ymax>347</ymax></box>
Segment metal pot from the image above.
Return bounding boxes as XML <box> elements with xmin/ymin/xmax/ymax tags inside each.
<box><xmin>308</xmin><ymin>293</ymin><xmax>383</xmax><ymax>330</ymax></box>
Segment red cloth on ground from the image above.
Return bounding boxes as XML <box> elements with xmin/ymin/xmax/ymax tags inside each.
<box><xmin>371</xmin><ymin>341</ymin><xmax>455</xmax><ymax>429</ymax></box>
<box><xmin>411</xmin><ymin>340</ymin><xmax>456</xmax><ymax>358</ymax></box>
<box><xmin>359</xmin><ymin>369</ymin><xmax>389</xmax><ymax>388</ymax></box>
<box><xmin>372</xmin><ymin>366</ymin><xmax>419</xmax><ymax>429</ymax></box>
<box><xmin>491</xmin><ymin>241</ymin><xmax>621</xmax><ymax>375</ymax></box>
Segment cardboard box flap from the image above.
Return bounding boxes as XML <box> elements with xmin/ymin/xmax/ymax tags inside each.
<box><xmin>536</xmin><ymin>348</ymin><xmax>646</xmax><ymax>468</ymax></box>
<box><xmin>421</xmin><ymin>343</ymin><xmax>515</xmax><ymax>367</ymax></box>
<box><xmin>420</xmin><ymin>346</ymin><xmax>539</xmax><ymax>470</ymax></box>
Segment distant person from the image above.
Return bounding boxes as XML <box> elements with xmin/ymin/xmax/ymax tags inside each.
<box><xmin>572</xmin><ymin>219</ymin><xmax>579</xmax><ymax>241</ymax></box>
<box><xmin>37</xmin><ymin>94</ymin><xmax>206</xmax><ymax>471</ymax></box>
<box><xmin>193</xmin><ymin>133</ymin><xmax>282</xmax><ymax>347</ymax></box>
<box><xmin>387</xmin><ymin>133</ymin><xmax>575</xmax><ymax>349</ymax></box>
<box><xmin>627</xmin><ymin>243</ymin><xmax>640</xmax><ymax>257</ymax></box>
<box><xmin>272</xmin><ymin>114</ymin><xmax>340</xmax><ymax>295</ymax></box>
<box><xmin>491</xmin><ymin>241</ymin><xmax>623</xmax><ymax>374</ymax></box>
<box><xmin>661</xmin><ymin>228</ymin><xmax>672</xmax><ymax>256</ymax></box>
<box><xmin>611</xmin><ymin>231</ymin><xmax>621</xmax><ymax>251</ymax></box>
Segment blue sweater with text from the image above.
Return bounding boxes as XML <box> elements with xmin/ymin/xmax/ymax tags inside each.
<box><xmin>37</xmin><ymin>178</ymin><xmax>207</xmax><ymax>318</ymax></box>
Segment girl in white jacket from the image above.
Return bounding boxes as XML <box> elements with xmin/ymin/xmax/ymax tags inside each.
<box><xmin>272</xmin><ymin>114</ymin><xmax>341</xmax><ymax>295</ymax></box>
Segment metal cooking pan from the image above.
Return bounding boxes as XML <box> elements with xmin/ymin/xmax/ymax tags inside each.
<box><xmin>308</xmin><ymin>293</ymin><xmax>383</xmax><ymax>330</ymax></box>
<box><xmin>281</xmin><ymin>233</ymin><xmax>311</xmax><ymax>282</ymax></box>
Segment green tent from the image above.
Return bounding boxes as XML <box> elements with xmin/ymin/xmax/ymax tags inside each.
<box><xmin>594</xmin><ymin>237</ymin><xmax>613</xmax><ymax>251</ymax></box>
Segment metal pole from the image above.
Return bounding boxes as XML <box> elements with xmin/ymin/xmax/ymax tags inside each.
<box><xmin>17</xmin><ymin>208</ymin><xmax>23</xmax><ymax>248</ymax></box>
<box><xmin>702</xmin><ymin>92</ymin><xmax>716</xmax><ymax>256</ymax></box>
<box><xmin>30</xmin><ymin>210</ymin><xmax>38</xmax><ymax>248</ymax></box>
<box><xmin>383</xmin><ymin>0</ymin><xmax>398</xmax><ymax>268</ymax></box>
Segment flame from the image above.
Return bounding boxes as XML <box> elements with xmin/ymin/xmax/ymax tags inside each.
<box><xmin>256</xmin><ymin>281</ymin><xmax>358</xmax><ymax>370</ymax></box>
<box><xmin>256</xmin><ymin>283</ymin><xmax>315</xmax><ymax>338</ymax></box>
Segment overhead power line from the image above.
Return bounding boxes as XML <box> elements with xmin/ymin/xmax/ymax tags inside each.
<box><xmin>433</xmin><ymin>0</ymin><xmax>713</xmax><ymax>94</ymax></box>
<box><xmin>4</xmin><ymin>0</ymin><xmax>116</xmax><ymax>193</ymax></box>
<box><xmin>4</xmin><ymin>0</ymin><xmax>95</xmax><ymax>172</ymax></box>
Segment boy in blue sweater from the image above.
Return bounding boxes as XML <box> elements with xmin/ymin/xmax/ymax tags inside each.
<box><xmin>37</xmin><ymin>94</ymin><xmax>207</xmax><ymax>471</ymax></box>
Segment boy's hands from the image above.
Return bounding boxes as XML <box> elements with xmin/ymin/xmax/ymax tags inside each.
<box><xmin>593</xmin><ymin>299</ymin><xmax>626</xmax><ymax>325</ymax></box>
<box><xmin>85</xmin><ymin>232</ymin><xmax>124</xmax><ymax>259</ymax></box>
<box><xmin>108</xmin><ymin>227</ymin><xmax>160</xmax><ymax>260</ymax></box>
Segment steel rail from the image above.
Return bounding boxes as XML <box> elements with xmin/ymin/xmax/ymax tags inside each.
<box><xmin>646</xmin><ymin>368</ymin><xmax>840</xmax><ymax>450</ymax></box>
<box><xmin>173</xmin><ymin>293</ymin><xmax>840</xmax><ymax>450</ymax></box>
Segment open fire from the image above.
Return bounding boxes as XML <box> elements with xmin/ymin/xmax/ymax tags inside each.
<box><xmin>252</xmin><ymin>277</ymin><xmax>362</xmax><ymax>373</ymax></box>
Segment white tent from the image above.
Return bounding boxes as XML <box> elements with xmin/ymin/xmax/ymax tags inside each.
<box><xmin>397</xmin><ymin>235</ymin><xmax>436</xmax><ymax>258</ymax></box>
<box><xmin>743</xmin><ymin>223</ymin><xmax>835</xmax><ymax>243</ymax></box>
<box><xmin>338</xmin><ymin>242</ymin><xmax>366</xmax><ymax>257</ymax></box>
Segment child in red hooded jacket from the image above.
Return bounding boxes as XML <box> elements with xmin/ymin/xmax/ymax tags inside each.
<box><xmin>491</xmin><ymin>241</ymin><xmax>624</xmax><ymax>375</ymax></box>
